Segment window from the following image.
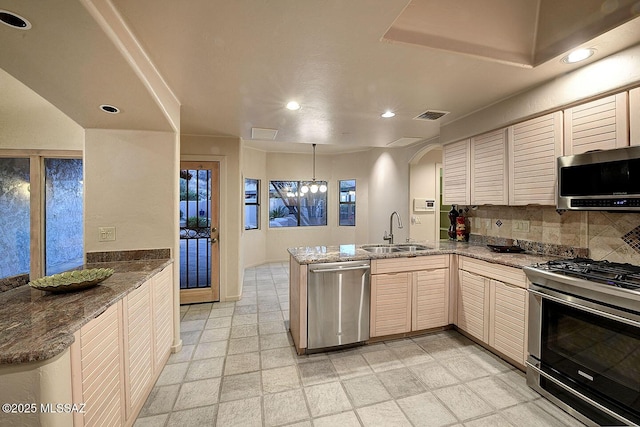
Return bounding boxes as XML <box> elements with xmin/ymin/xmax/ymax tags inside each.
<box><xmin>339</xmin><ymin>179</ymin><xmax>356</xmax><ymax>226</ymax></box>
<box><xmin>269</xmin><ymin>180</ymin><xmax>327</xmax><ymax>227</ymax></box>
<box><xmin>244</xmin><ymin>178</ymin><xmax>260</xmax><ymax>230</ymax></box>
<box><xmin>0</xmin><ymin>154</ymin><xmax>83</xmax><ymax>280</ymax></box>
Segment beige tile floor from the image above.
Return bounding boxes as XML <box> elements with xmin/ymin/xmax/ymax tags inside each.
<box><xmin>134</xmin><ymin>262</ymin><xmax>586</xmax><ymax>427</ymax></box>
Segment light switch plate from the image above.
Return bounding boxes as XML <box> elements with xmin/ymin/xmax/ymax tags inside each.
<box><xmin>99</xmin><ymin>226</ymin><xmax>116</xmax><ymax>242</ymax></box>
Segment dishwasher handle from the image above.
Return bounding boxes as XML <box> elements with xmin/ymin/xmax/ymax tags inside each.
<box><xmin>309</xmin><ymin>263</ymin><xmax>370</xmax><ymax>273</ymax></box>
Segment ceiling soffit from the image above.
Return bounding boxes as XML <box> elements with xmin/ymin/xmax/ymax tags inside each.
<box><xmin>383</xmin><ymin>0</ymin><xmax>640</xmax><ymax>67</ymax></box>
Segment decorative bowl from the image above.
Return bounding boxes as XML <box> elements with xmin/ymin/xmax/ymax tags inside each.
<box><xmin>29</xmin><ymin>268</ymin><xmax>115</xmax><ymax>293</ymax></box>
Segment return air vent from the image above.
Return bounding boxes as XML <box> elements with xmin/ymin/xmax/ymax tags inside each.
<box><xmin>414</xmin><ymin>110</ymin><xmax>449</xmax><ymax>121</ymax></box>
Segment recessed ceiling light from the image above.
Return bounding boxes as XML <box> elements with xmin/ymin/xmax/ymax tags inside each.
<box><xmin>0</xmin><ymin>10</ymin><xmax>32</xmax><ymax>30</ymax></box>
<box><xmin>563</xmin><ymin>48</ymin><xmax>595</xmax><ymax>64</ymax></box>
<box><xmin>100</xmin><ymin>104</ymin><xmax>120</xmax><ymax>114</ymax></box>
<box><xmin>286</xmin><ymin>101</ymin><xmax>301</xmax><ymax>111</ymax></box>
<box><xmin>381</xmin><ymin>111</ymin><xmax>395</xmax><ymax>118</ymax></box>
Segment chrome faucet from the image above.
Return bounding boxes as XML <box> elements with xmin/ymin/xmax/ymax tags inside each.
<box><xmin>383</xmin><ymin>211</ymin><xmax>403</xmax><ymax>244</ymax></box>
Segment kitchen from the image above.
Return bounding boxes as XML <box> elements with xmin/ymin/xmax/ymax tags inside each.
<box><xmin>1</xmin><ymin>0</ymin><xmax>640</xmax><ymax>425</ymax></box>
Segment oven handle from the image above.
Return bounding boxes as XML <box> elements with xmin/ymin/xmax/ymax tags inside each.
<box><xmin>526</xmin><ymin>360</ymin><xmax>636</xmax><ymax>426</ymax></box>
<box><xmin>529</xmin><ymin>289</ymin><xmax>640</xmax><ymax>329</ymax></box>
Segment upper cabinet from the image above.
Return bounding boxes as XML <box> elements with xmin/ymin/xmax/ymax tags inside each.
<box><xmin>443</xmin><ymin>139</ymin><xmax>470</xmax><ymax>205</ymax></box>
<box><xmin>508</xmin><ymin>111</ymin><xmax>562</xmax><ymax>205</ymax></box>
<box><xmin>471</xmin><ymin>129</ymin><xmax>508</xmax><ymax>205</ymax></box>
<box><xmin>563</xmin><ymin>92</ymin><xmax>628</xmax><ymax>155</ymax></box>
<box><xmin>630</xmin><ymin>88</ymin><xmax>640</xmax><ymax>146</ymax></box>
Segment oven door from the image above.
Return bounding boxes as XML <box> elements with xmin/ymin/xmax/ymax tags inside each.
<box><xmin>528</xmin><ymin>285</ymin><xmax>640</xmax><ymax>426</ymax></box>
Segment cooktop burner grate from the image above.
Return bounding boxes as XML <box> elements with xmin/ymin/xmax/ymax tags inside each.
<box><xmin>540</xmin><ymin>258</ymin><xmax>640</xmax><ymax>290</ymax></box>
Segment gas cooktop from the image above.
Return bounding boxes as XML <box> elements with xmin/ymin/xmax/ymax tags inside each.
<box><xmin>536</xmin><ymin>258</ymin><xmax>640</xmax><ymax>291</ymax></box>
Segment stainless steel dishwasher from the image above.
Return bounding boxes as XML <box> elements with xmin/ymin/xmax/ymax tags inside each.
<box><xmin>307</xmin><ymin>260</ymin><xmax>370</xmax><ymax>350</ymax></box>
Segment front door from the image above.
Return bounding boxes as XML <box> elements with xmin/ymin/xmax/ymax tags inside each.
<box><xmin>179</xmin><ymin>161</ymin><xmax>220</xmax><ymax>304</ymax></box>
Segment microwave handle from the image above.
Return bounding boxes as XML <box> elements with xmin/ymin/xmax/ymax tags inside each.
<box><xmin>528</xmin><ymin>289</ymin><xmax>640</xmax><ymax>329</ymax></box>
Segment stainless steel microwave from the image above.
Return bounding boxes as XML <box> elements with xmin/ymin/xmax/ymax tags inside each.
<box><xmin>557</xmin><ymin>145</ymin><xmax>640</xmax><ymax>211</ymax></box>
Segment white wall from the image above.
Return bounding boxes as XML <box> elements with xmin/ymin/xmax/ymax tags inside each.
<box><xmin>0</xmin><ymin>68</ymin><xmax>83</xmax><ymax>150</ymax></box>
<box><xmin>84</xmin><ymin>129</ymin><xmax>177</xmax><ymax>253</ymax></box>
<box><xmin>181</xmin><ymin>135</ymin><xmax>243</xmax><ymax>301</ymax></box>
<box><xmin>241</xmin><ymin>146</ymin><xmax>268</xmax><ymax>268</ymax></box>
<box><xmin>409</xmin><ymin>148</ymin><xmax>443</xmax><ymax>242</ymax></box>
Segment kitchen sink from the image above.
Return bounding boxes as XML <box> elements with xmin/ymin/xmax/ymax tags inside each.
<box><xmin>361</xmin><ymin>245</ymin><xmax>402</xmax><ymax>254</ymax></box>
<box><xmin>361</xmin><ymin>244</ymin><xmax>432</xmax><ymax>254</ymax></box>
<box><xmin>394</xmin><ymin>244</ymin><xmax>432</xmax><ymax>252</ymax></box>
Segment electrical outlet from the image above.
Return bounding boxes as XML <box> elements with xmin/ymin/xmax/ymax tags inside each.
<box><xmin>99</xmin><ymin>226</ymin><xmax>116</xmax><ymax>242</ymax></box>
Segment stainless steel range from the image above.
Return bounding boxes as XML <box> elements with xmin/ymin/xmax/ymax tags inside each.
<box><xmin>524</xmin><ymin>258</ymin><xmax>640</xmax><ymax>426</ymax></box>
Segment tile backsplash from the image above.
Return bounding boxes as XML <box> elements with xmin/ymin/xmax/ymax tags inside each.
<box><xmin>458</xmin><ymin>205</ymin><xmax>640</xmax><ymax>263</ymax></box>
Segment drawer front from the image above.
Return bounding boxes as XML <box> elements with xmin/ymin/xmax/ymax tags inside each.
<box><xmin>372</xmin><ymin>255</ymin><xmax>449</xmax><ymax>274</ymax></box>
<box><xmin>459</xmin><ymin>256</ymin><xmax>527</xmax><ymax>288</ymax></box>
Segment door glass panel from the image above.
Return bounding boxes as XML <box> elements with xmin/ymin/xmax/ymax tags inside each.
<box><xmin>45</xmin><ymin>158</ymin><xmax>84</xmax><ymax>275</ymax></box>
<box><xmin>0</xmin><ymin>158</ymin><xmax>30</xmax><ymax>279</ymax></box>
<box><xmin>180</xmin><ymin>168</ymin><xmax>211</xmax><ymax>289</ymax></box>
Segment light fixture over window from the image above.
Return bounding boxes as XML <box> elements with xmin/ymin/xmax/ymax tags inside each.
<box><xmin>563</xmin><ymin>48</ymin><xmax>595</xmax><ymax>64</ymax></box>
<box><xmin>300</xmin><ymin>144</ymin><xmax>327</xmax><ymax>194</ymax></box>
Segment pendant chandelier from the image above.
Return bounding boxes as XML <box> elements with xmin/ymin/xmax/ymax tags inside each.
<box><xmin>300</xmin><ymin>143</ymin><xmax>327</xmax><ymax>194</ymax></box>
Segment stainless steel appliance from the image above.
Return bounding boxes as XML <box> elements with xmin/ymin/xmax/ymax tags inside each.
<box><xmin>557</xmin><ymin>145</ymin><xmax>640</xmax><ymax>211</ymax></box>
<box><xmin>524</xmin><ymin>258</ymin><xmax>640</xmax><ymax>426</ymax></box>
<box><xmin>307</xmin><ymin>260</ymin><xmax>370</xmax><ymax>350</ymax></box>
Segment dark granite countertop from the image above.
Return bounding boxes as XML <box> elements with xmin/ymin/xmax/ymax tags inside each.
<box><xmin>0</xmin><ymin>259</ymin><xmax>172</xmax><ymax>364</ymax></box>
<box><xmin>288</xmin><ymin>241</ymin><xmax>561</xmax><ymax>269</ymax></box>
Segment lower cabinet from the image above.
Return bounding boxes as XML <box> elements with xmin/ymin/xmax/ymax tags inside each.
<box><xmin>71</xmin><ymin>264</ymin><xmax>174</xmax><ymax>426</ymax></box>
<box><xmin>457</xmin><ymin>257</ymin><xmax>528</xmax><ymax>367</ymax></box>
<box><xmin>370</xmin><ymin>256</ymin><xmax>450</xmax><ymax>338</ymax></box>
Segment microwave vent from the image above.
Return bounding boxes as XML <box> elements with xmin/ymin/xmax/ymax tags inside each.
<box><xmin>414</xmin><ymin>110</ymin><xmax>449</xmax><ymax>121</ymax></box>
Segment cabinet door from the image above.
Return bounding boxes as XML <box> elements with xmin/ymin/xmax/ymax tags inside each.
<box><xmin>457</xmin><ymin>270</ymin><xmax>489</xmax><ymax>343</ymax></box>
<box><xmin>564</xmin><ymin>92</ymin><xmax>628</xmax><ymax>155</ymax></box>
<box><xmin>443</xmin><ymin>139</ymin><xmax>470</xmax><ymax>205</ymax></box>
<box><xmin>471</xmin><ymin>128</ymin><xmax>508</xmax><ymax>205</ymax></box>
<box><xmin>489</xmin><ymin>280</ymin><xmax>527</xmax><ymax>366</ymax></box>
<box><xmin>152</xmin><ymin>265</ymin><xmax>174</xmax><ymax>371</ymax></box>
<box><xmin>630</xmin><ymin>88</ymin><xmax>640</xmax><ymax>147</ymax></box>
<box><xmin>413</xmin><ymin>269</ymin><xmax>449</xmax><ymax>331</ymax></box>
<box><xmin>123</xmin><ymin>282</ymin><xmax>153</xmax><ymax>418</ymax></box>
<box><xmin>370</xmin><ymin>273</ymin><xmax>412</xmax><ymax>337</ymax></box>
<box><xmin>71</xmin><ymin>303</ymin><xmax>124</xmax><ymax>427</ymax></box>
<box><xmin>509</xmin><ymin>111</ymin><xmax>562</xmax><ymax>205</ymax></box>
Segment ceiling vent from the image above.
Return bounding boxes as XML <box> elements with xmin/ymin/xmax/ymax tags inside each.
<box><xmin>251</xmin><ymin>127</ymin><xmax>278</xmax><ymax>140</ymax></box>
<box><xmin>414</xmin><ymin>110</ymin><xmax>449</xmax><ymax>121</ymax></box>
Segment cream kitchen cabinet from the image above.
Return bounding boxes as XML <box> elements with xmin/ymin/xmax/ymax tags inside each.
<box><xmin>630</xmin><ymin>87</ymin><xmax>640</xmax><ymax>147</ymax></box>
<box><xmin>443</xmin><ymin>139</ymin><xmax>471</xmax><ymax>205</ymax></box>
<box><xmin>508</xmin><ymin>111</ymin><xmax>562</xmax><ymax>205</ymax></box>
<box><xmin>370</xmin><ymin>256</ymin><xmax>450</xmax><ymax>338</ymax></box>
<box><xmin>71</xmin><ymin>265</ymin><xmax>174</xmax><ymax>426</ymax></box>
<box><xmin>457</xmin><ymin>257</ymin><xmax>528</xmax><ymax>368</ymax></box>
<box><xmin>471</xmin><ymin>128</ymin><xmax>509</xmax><ymax>205</ymax></box>
<box><xmin>563</xmin><ymin>92</ymin><xmax>628</xmax><ymax>155</ymax></box>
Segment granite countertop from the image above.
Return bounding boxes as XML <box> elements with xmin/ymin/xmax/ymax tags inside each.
<box><xmin>287</xmin><ymin>241</ymin><xmax>561</xmax><ymax>269</ymax></box>
<box><xmin>0</xmin><ymin>259</ymin><xmax>172</xmax><ymax>365</ymax></box>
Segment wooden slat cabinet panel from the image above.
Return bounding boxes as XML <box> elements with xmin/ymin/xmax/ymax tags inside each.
<box><xmin>457</xmin><ymin>270</ymin><xmax>489</xmax><ymax>343</ymax></box>
<box><xmin>564</xmin><ymin>92</ymin><xmax>628</xmax><ymax>155</ymax></box>
<box><xmin>71</xmin><ymin>303</ymin><xmax>124</xmax><ymax>427</ymax></box>
<box><xmin>489</xmin><ymin>280</ymin><xmax>527</xmax><ymax>367</ymax></box>
<box><xmin>289</xmin><ymin>256</ymin><xmax>308</xmax><ymax>354</ymax></box>
<box><xmin>370</xmin><ymin>273</ymin><xmax>412</xmax><ymax>337</ymax></box>
<box><xmin>123</xmin><ymin>282</ymin><xmax>153</xmax><ymax>419</ymax></box>
<box><xmin>443</xmin><ymin>139</ymin><xmax>471</xmax><ymax>205</ymax></box>
<box><xmin>509</xmin><ymin>111</ymin><xmax>562</xmax><ymax>205</ymax></box>
<box><xmin>412</xmin><ymin>268</ymin><xmax>449</xmax><ymax>331</ymax></box>
<box><xmin>630</xmin><ymin>87</ymin><xmax>640</xmax><ymax>147</ymax></box>
<box><xmin>152</xmin><ymin>265</ymin><xmax>174</xmax><ymax>371</ymax></box>
<box><xmin>471</xmin><ymin>128</ymin><xmax>509</xmax><ymax>205</ymax></box>
<box><xmin>458</xmin><ymin>257</ymin><xmax>527</xmax><ymax>289</ymax></box>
